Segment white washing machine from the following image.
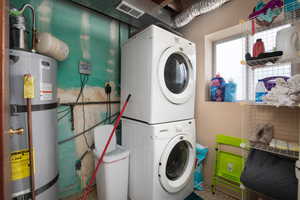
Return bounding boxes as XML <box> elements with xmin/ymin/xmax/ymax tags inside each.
<box><xmin>122</xmin><ymin>118</ymin><xmax>196</xmax><ymax>200</ymax></box>
<box><xmin>121</xmin><ymin>25</ymin><xmax>196</xmax><ymax>124</ymax></box>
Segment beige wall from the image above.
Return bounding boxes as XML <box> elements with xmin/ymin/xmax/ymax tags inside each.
<box><xmin>181</xmin><ymin>0</ymin><xmax>257</xmax><ymax>186</ymax></box>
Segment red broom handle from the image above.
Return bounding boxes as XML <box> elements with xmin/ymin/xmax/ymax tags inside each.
<box><xmin>81</xmin><ymin>94</ymin><xmax>131</xmax><ymax>200</ymax></box>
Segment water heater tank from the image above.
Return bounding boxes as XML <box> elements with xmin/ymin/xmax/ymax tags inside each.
<box><xmin>9</xmin><ymin>49</ymin><xmax>58</xmax><ymax>199</ymax></box>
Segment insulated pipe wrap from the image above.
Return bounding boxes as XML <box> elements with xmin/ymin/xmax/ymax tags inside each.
<box><xmin>174</xmin><ymin>0</ymin><xmax>231</xmax><ymax>28</ymax></box>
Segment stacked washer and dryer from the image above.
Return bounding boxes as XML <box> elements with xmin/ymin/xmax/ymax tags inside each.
<box><xmin>121</xmin><ymin>25</ymin><xmax>197</xmax><ymax>200</ymax></box>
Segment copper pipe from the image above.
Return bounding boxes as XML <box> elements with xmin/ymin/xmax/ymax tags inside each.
<box><xmin>32</xmin><ymin>29</ymin><xmax>37</xmax><ymax>52</ymax></box>
<box><xmin>27</xmin><ymin>98</ymin><xmax>36</xmax><ymax>200</ymax></box>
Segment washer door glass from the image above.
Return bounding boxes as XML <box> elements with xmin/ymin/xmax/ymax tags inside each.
<box><xmin>164</xmin><ymin>54</ymin><xmax>189</xmax><ymax>94</ymax></box>
<box><xmin>166</xmin><ymin>141</ymin><xmax>189</xmax><ymax>180</ymax></box>
<box><xmin>158</xmin><ymin>135</ymin><xmax>195</xmax><ymax>193</ymax></box>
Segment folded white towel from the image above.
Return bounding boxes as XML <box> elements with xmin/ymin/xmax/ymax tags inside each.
<box><xmin>288</xmin><ymin>74</ymin><xmax>300</xmax><ymax>91</ymax></box>
<box><xmin>263</xmin><ymin>76</ymin><xmax>300</xmax><ymax>106</ymax></box>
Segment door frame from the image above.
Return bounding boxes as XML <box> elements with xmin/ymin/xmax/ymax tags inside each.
<box><xmin>0</xmin><ymin>0</ymin><xmax>11</xmax><ymax>198</ymax></box>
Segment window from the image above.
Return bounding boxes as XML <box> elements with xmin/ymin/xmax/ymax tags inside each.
<box><xmin>214</xmin><ymin>37</ymin><xmax>247</xmax><ymax>101</ymax></box>
<box><xmin>213</xmin><ymin>25</ymin><xmax>292</xmax><ymax>101</ymax></box>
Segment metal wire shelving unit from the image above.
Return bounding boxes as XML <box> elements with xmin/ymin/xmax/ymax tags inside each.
<box><xmin>248</xmin><ymin>141</ymin><xmax>299</xmax><ymax>159</ymax></box>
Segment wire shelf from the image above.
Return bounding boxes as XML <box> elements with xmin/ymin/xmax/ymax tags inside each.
<box><xmin>243</xmin><ymin>101</ymin><xmax>300</xmax><ymax>108</ymax></box>
<box><xmin>244</xmin><ymin>1</ymin><xmax>300</xmax><ymax>34</ymax></box>
<box><xmin>248</xmin><ymin>141</ymin><xmax>299</xmax><ymax>159</ymax></box>
<box><xmin>240</xmin><ymin>14</ymin><xmax>293</xmax><ymax>100</ymax></box>
<box><xmin>237</xmin><ymin>1</ymin><xmax>300</xmax><ymax>160</ymax></box>
<box><xmin>240</xmin><ymin>0</ymin><xmax>300</xmax><ymax>73</ymax></box>
<box><xmin>246</xmin><ymin>55</ymin><xmax>282</xmax><ymax>68</ymax></box>
<box><xmin>244</xmin><ymin>54</ymin><xmax>300</xmax><ymax>69</ymax></box>
<box><xmin>241</xmin><ymin>104</ymin><xmax>300</xmax><ymax>159</ymax></box>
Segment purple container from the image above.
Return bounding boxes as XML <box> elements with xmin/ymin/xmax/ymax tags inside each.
<box><xmin>210</xmin><ymin>76</ymin><xmax>226</xmax><ymax>101</ymax></box>
<box><xmin>260</xmin><ymin>76</ymin><xmax>290</xmax><ymax>91</ymax></box>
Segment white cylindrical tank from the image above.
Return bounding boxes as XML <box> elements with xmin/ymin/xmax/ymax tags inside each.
<box><xmin>36</xmin><ymin>32</ymin><xmax>69</xmax><ymax>61</ymax></box>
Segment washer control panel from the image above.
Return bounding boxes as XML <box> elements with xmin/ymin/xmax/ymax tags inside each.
<box><xmin>156</xmin><ymin>120</ymin><xmax>193</xmax><ymax>138</ymax></box>
<box><xmin>175</xmin><ymin>125</ymin><xmax>183</xmax><ymax>133</ymax></box>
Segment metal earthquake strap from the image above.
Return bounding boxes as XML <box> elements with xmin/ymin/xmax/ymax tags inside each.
<box><xmin>10</xmin><ymin>103</ymin><xmax>58</xmax><ymax>113</ymax></box>
<box><xmin>12</xmin><ymin>173</ymin><xmax>59</xmax><ymax>199</ymax></box>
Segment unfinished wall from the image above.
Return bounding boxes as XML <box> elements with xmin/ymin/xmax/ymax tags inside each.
<box><xmin>180</xmin><ymin>0</ymin><xmax>257</xmax><ymax>186</ymax></box>
<box><xmin>10</xmin><ymin>0</ymin><xmax>129</xmax><ymax>198</ymax></box>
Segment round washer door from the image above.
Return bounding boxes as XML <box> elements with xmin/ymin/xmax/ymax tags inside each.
<box><xmin>158</xmin><ymin>135</ymin><xmax>195</xmax><ymax>193</ymax></box>
<box><xmin>158</xmin><ymin>46</ymin><xmax>195</xmax><ymax>104</ymax></box>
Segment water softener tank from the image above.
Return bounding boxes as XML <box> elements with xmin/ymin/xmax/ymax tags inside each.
<box><xmin>9</xmin><ymin>49</ymin><xmax>58</xmax><ymax>199</ymax></box>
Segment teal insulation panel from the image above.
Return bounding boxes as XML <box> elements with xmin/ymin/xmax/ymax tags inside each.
<box><xmin>10</xmin><ymin>0</ymin><xmax>129</xmax><ymax>198</ymax></box>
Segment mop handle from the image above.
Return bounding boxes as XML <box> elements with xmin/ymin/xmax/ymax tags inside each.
<box><xmin>81</xmin><ymin>94</ymin><xmax>131</xmax><ymax>200</ymax></box>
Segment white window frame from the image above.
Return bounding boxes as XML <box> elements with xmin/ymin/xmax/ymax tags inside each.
<box><xmin>205</xmin><ymin>23</ymin><xmax>250</xmax><ymax>101</ymax></box>
<box><xmin>212</xmin><ymin>34</ymin><xmax>248</xmax><ymax>101</ymax></box>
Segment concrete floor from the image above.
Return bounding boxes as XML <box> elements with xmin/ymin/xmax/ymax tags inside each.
<box><xmin>60</xmin><ymin>189</ymin><xmax>97</xmax><ymax>200</ymax></box>
<box><xmin>195</xmin><ymin>186</ymin><xmax>238</xmax><ymax>200</ymax></box>
<box><xmin>61</xmin><ymin>186</ymin><xmax>236</xmax><ymax>200</ymax></box>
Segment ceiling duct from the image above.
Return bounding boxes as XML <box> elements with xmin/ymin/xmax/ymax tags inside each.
<box><xmin>116</xmin><ymin>1</ymin><xmax>145</xmax><ymax>19</ymax></box>
<box><xmin>69</xmin><ymin>0</ymin><xmax>174</xmax><ymax>29</ymax></box>
<box><xmin>174</xmin><ymin>0</ymin><xmax>231</xmax><ymax>28</ymax></box>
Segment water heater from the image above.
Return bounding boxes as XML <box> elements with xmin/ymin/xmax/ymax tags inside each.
<box><xmin>9</xmin><ymin>49</ymin><xmax>59</xmax><ymax>199</ymax></box>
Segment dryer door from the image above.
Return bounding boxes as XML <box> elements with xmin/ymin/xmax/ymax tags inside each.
<box><xmin>158</xmin><ymin>46</ymin><xmax>195</xmax><ymax>104</ymax></box>
<box><xmin>158</xmin><ymin>134</ymin><xmax>195</xmax><ymax>193</ymax></box>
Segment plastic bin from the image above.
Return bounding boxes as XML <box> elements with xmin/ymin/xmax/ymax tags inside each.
<box><xmin>93</xmin><ymin>125</ymin><xmax>130</xmax><ymax>200</ymax></box>
<box><xmin>96</xmin><ymin>145</ymin><xmax>129</xmax><ymax>200</ymax></box>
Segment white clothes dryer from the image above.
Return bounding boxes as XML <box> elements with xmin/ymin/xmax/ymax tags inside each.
<box><xmin>121</xmin><ymin>25</ymin><xmax>196</xmax><ymax>124</ymax></box>
<box><xmin>122</xmin><ymin>118</ymin><xmax>196</xmax><ymax>200</ymax></box>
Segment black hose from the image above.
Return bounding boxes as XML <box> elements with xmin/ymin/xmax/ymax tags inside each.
<box><xmin>58</xmin><ymin>112</ymin><xmax>119</xmax><ymax>145</ymax></box>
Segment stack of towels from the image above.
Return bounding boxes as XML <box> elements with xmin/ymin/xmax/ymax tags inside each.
<box><xmin>263</xmin><ymin>74</ymin><xmax>300</xmax><ymax>106</ymax></box>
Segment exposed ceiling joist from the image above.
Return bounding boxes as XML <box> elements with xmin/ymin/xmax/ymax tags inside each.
<box><xmin>151</xmin><ymin>0</ymin><xmax>183</xmax><ymax>12</ymax></box>
<box><xmin>178</xmin><ymin>0</ymin><xmax>195</xmax><ymax>10</ymax></box>
<box><xmin>159</xmin><ymin>0</ymin><xmax>175</xmax><ymax>7</ymax></box>
<box><xmin>151</xmin><ymin>0</ymin><xmax>196</xmax><ymax>13</ymax></box>
<box><xmin>168</xmin><ymin>0</ymin><xmax>183</xmax><ymax>12</ymax></box>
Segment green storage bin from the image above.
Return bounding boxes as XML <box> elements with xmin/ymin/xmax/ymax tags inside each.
<box><xmin>216</xmin><ymin>151</ymin><xmax>244</xmax><ymax>184</ymax></box>
<box><xmin>212</xmin><ymin>134</ymin><xmax>246</xmax><ymax>196</ymax></box>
